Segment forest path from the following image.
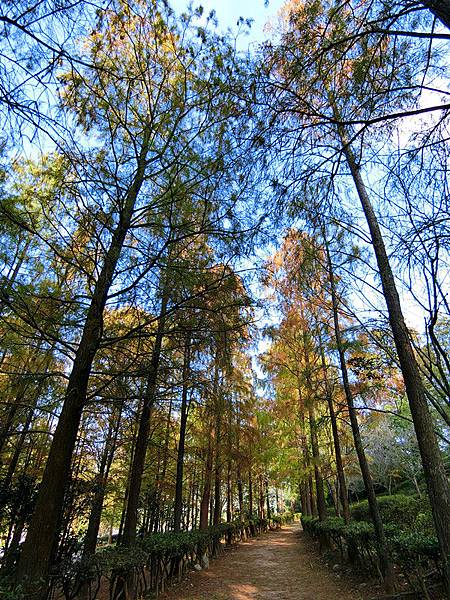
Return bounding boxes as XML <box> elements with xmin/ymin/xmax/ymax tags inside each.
<box><xmin>160</xmin><ymin>523</ymin><xmax>368</xmax><ymax>600</ymax></box>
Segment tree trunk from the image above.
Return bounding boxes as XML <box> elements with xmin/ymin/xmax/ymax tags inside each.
<box><xmin>3</xmin><ymin>400</ymin><xmax>35</xmax><ymax>493</ymax></box>
<box><xmin>83</xmin><ymin>404</ymin><xmax>122</xmax><ymax>556</ymax></box>
<box><xmin>173</xmin><ymin>333</ymin><xmax>191</xmax><ymax>531</ymax></box>
<box><xmin>265</xmin><ymin>478</ymin><xmax>271</xmax><ymax>519</ymax></box>
<box><xmin>299</xmin><ymin>482</ymin><xmax>309</xmax><ymax>516</ymax></box>
<box><xmin>297</xmin><ymin>384</ymin><xmax>312</xmax><ymax>517</ymax></box>
<box><xmin>237</xmin><ymin>469</ymin><xmax>244</xmax><ymax>516</ymax></box>
<box><xmin>227</xmin><ymin>463</ymin><xmax>232</xmax><ymax>523</ymax></box>
<box><xmin>342</xmin><ymin>137</ymin><xmax>450</xmax><ymax>593</ymax></box>
<box><xmin>213</xmin><ymin>412</ymin><xmax>222</xmax><ymax>525</ymax></box>
<box><xmin>318</xmin><ymin>297</ymin><xmax>350</xmax><ymax>522</ymax></box>
<box><xmin>308</xmin><ymin>472</ymin><xmax>317</xmax><ymax>516</ymax></box>
<box><xmin>121</xmin><ymin>293</ymin><xmax>167</xmax><ymax>547</ymax></box>
<box><xmin>199</xmin><ymin>434</ymin><xmax>213</xmax><ymax>530</ymax></box>
<box><xmin>325</xmin><ymin>229</ymin><xmax>395</xmax><ymax>592</ymax></box>
<box><xmin>15</xmin><ymin>125</ymin><xmax>152</xmax><ymax>591</ymax></box>
<box><xmin>258</xmin><ymin>474</ymin><xmax>265</xmax><ymax>519</ymax></box>
<box><xmin>308</xmin><ymin>404</ymin><xmax>327</xmax><ymax>521</ymax></box>
<box><xmin>154</xmin><ymin>395</ymin><xmax>173</xmax><ymax>533</ymax></box>
<box><xmin>199</xmin><ymin>360</ymin><xmax>219</xmax><ymax>530</ymax></box>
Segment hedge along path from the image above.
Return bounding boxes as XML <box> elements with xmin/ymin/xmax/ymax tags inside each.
<box><xmin>160</xmin><ymin>523</ymin><xmax>367</xmax><ymax>600</ymax></box>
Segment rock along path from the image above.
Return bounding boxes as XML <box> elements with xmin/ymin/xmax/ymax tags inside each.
<box><xmin>160</xmin><ymin>524</ymin><xmax>369</xmax><ymax>600</ymax></box>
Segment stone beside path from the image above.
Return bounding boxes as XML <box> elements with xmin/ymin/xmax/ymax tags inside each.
<box><xmin>160</xmin><ymin>523</ymin><xmax>370</xmax><ymax>600</ymax></box>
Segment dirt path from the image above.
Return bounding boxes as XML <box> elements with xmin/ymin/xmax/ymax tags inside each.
<box><xmin>160</xmin><ymin>524</ymin><xmax>369</xmax><ymax>600</ymax></box>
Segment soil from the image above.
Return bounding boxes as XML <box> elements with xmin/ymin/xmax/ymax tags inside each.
<box><xmin>159</xmin><ymin>524</ymin><xmax>374</xmax><ymax>600</ymax></box>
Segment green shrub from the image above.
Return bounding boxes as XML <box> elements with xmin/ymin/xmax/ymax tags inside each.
<box><xmin>350</xmin><ymin>494</ymin><xmax>428</xmax><ymax>528</ymax></box>
<box><xmin>96</xmin><ymin>545</ymin><xmax>147</xmax><ymax>572</ymax></box>
<box><xmin>0</xmin><ymin>577</ymin><xmax>24</xmax><ymax>600</ymax></box>
<box><xmin>390</xmin><ymin>531</ymin><xmax>440</xmax><ymax>562</ymax></box>
<box><xmin>314</xmin><ymin>516</ymin><xmax>346</xmax><ymax>536</ymax></box>
<box><xmin>343</xmin><ymin>520</ymin><xmax>375</xmax><ymax>544</ymax></box>
<box><xmin>300</xmin><ymin>515</ymin><xmax>319</xmax><ymax>534</ymax></box>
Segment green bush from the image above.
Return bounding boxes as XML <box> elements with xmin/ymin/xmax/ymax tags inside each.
<box><xmin>390</xmin><ymin>531</ymin><xmax>440</xmax><ymax>562</ymax></box>
<box><xmin>138</xmin><ymin>530</ymin><xmax>207</xmax><ymax>559</ymax></box>
<box><xmin>0</xmin><ymin>577</ymin><xmax>24</xmax><ymax>600</ymax></box>
<box><xmin>300</xmin><ymin>515</ymin><xmax>318</xmax><ymax>534</ymax></box>
<box><xmin>301</xmin><ymin>500</ymin><xmax>441</xmax><ymax>593</ymax></box>
<box><xmin>96</xmin><ymin>545</ymin><xmax>148</xmax><ymax>572</ymax></box>
<box><xmin>350</xmin><ymin>494</ymin><xmax>432</xmax><ymax>530</ymax></box>
<box><xmin>314</xmin><ymin>516</ymin><xmax>346</xmax><ymax>535</ymax></box>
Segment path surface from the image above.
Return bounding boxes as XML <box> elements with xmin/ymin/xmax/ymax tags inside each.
<box><xmin>160</xmin><ymin>524</ymin><xmax>369</xmax><ymax>600</ymax></box>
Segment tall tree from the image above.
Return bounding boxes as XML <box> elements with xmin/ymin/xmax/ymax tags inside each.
<box><xmin>261</xmin><ymin>1</ymin><xmax>449</xmax><ymax>589</ymax></box>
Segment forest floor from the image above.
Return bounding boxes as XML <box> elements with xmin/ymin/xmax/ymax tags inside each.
<box><xmin>160</xmin><ymin>523</ymin><xmax>376</xmax><ymax>600</ymax></box>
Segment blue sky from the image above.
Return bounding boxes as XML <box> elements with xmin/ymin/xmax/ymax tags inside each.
<box><xmin>169</xmin><ymin>0</ymin><xmax>284</xmax><ymax>47</ymax></box>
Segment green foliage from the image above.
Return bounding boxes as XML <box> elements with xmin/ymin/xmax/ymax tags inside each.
<box><xmin>49</xmin><ymin>517</ymin><xmax>272</xmax><ymax>600</ymax></box>
<box><xmin>314</xmin><ymin>516</ymin><xmax>346</xmax><ymax>536</ymax></box>
<box><xmin>390</xmin><ymin>531</ymin><xmax>440</xmax><ymax>563</ymax></box>
<box><xmin>350</xmin><ymin>494</ymin><xmax>433</xmax><ymax>532</ymax></box>
<box><xmin>270</xmin><ymin>511</ymin><xmax>296</xmax><ymax>527</ymax></box>
<box><xmin>96</xmin><ymin>545</ymin><xmax>148</xmax><ymax>572</ymax></box>
<box><xmin>302</xmin><ymin>494</ymin><xmax>440</xmax><ymax>583</ymax></box>
<box><xmin>0</xmin><ymin>576</ymin><xmax>24</xmax><ymax>600</ymax></box>
<box><xmin>300</xmin><ymin>515</ymin><xmax>318</xmax><ymax>534</ymax></box>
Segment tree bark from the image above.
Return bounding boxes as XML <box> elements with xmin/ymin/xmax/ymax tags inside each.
<box><xmin>308</xmin><ymin>471</ymin><xmax>317</xmax><ymax>516</ymax></box>
<box><xmin>265</xmin><ymin>477</ymin><xmax>271</xmax><ymax>519</ymax></box>
<box><xmin>213</xmin><ymin>411</ymin><xmax>222</xmax><ymax>525</ymax></box>
<box><xmin>237</xmin><ymin>469</ymin><xmax>244</xmax><ymax>515</ymax></box>
<box><xmin>83</xmin><ymin>404</ymin><xmax>122</xmax><ymax>556</ymax></box>
<box><xmin>199</xmin><ymin>440</ymin><xmax>213</xmax><ymax>529</ymax></box>
<box><xmin>318</xmin><ymin>282</ymin><xmax>350</xmax><ymax>523</ymax></box>
<box><xmin>173</xmin><ymin>333</ymin><xmax>191</xmax><ymax>532</ymax></box>
<box><xmin>15</xmin><ymin>125</ymin><xmax>152</xmax><ymax>591</ymax></box>
<box><xmin>199</xmin><ymin>360</ymin><xmax>219</xmax><ymax>529</ymax></box>
<box><xmin>121</xmin><ymin>291</ymin><xmax>167</xmax><ymax>547</ymax></box>
<box><xmin>325</xmin><ymin>229</ymin><xmax>395</xmax><ymax>591</ymax></box>
<box><xmin>341</xmin><ymin>137</ymin><xmax>450</xmax><ymax>593</ymax></box>
<box><xmin>308</xmin><ymin>403</ymin><xmax>327</xmax><ymax>521</ymax></box>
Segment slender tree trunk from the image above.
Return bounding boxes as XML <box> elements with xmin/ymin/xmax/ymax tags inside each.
<box><xmin>83</xmin><ymin>404</ymin><xmax>122</xmax><ymax>556</ymax></box>
<box><xmin>213</xmin><ymin>411</ymin><xmax>222</xmax><ymax>525</ymax></box>
<box><xmin>174</xmin><ymin>333</ymin><xmax>191</xmax><ymax>531</ymax></box>
<box><xmin>318</xmin><ymin>328</ymin><xmax>350</xmax><ymax>523</ymax></box>
<box><xmin>226</xmin><ymin>462</ymin><xmax>232</xmax><ymax>524</ymax></box>
<box><xmin>341</xmin><ymin>136</ymin><xmax>450</xmax><ymax>592</ymax></box>
<box><xmin>15</xmin><ymin>126</ymin><xmax>152</xmax><ymax>591</ymax></box>
<box><xmin>297</xmin><ymin>384</ymin><xmax>312</xmax><ymax>517</ymax></box>
<box><xmin>265</xmin><ymin>478</ymin><xmax>271</xmax><ymax>519</ymax></box>
<box><xmin>299</xmin><ymin>306</ymin><xmax>327</xmax><ymax>520</ymax></box>
<box><xmin>308</xmin><ymin>472</ymin><xmax>317</xmax><ymax>516</ymax></box>
<box><xmin>121</xmin><ymin>291</ymin><xmax>168</xmax><ymax>547</ymax></box>
<box><xmin>199</xmin><ymin>361</ymin><xmax>219</xmax><ymax>530</ymax></box>
<box><xmin>3</xmin><ymin>401</ymin><xmax>35</xmax><ymax>492</ymax></box>
<box><xmin>299</xmin><ymin>481</ymin><xmax>309</xmax><ymax>516</ymax></box>
<box><xmin>118</xmin><ymin>412</ymin><xmax>140</xmax><ymax>542</ymax></box>
<box><xmin>3</xmin><ymin>514</ymin><xmax>26</xmax><ymax>571</ymax></box>
<box><xmin>248</xmin><ymin>471</ymin><xmax>253</xmax><ymax>516</ymax></box>
<box><xmin>193</xmin><ymin>485</ymin><xmax>199</xmax><ymax>529</ymax></box>
<box><xmin>258</xmin><ymin>474</ymin><xmax>265</xmax><ymax>519</ymax></box>
<box><xmin>325</xmin><ymin>232</ymin><xmax>395</xmax><ymax>591</ymax></box>
<box><xmin>154</xmin><ymin>395</ymin><xmax>174</xmax><ymax>532</ymax></box>
<box><xmin>308</xmin><ymin>404</ymin><xmax>327</xmax><ymax>521</ymax></box>
<box><xmin>0</xmin><ymin>378</ymin><xmax>29</xmax><ymax>459</ymax></box>
<box><xmin>199</xmin><ymin>435</ymin><xmax>213</xmax><ymax>530</ymax></box>
<box><xmin>237</xmin><ymin>469</ymin><xmax>244</xmax><ymax>515</ymax></box>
